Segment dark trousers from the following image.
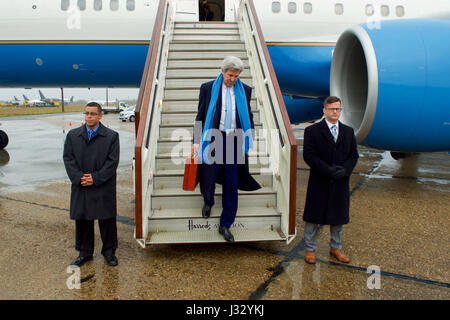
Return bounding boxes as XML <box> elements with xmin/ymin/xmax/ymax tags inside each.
<box><xmin>201</xmin><ymin>132</ymin><xmax>239</xmax><ymax>228</ymax></box>
<box><xmin>75</xmin><ymin>217</ymin><xmax>118</xmax><ymax>257</ymax></box>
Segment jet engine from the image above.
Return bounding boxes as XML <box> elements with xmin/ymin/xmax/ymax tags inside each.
<box><xmin>330</xmin><ymin>19</ymin><xmax>450</xmax><ymax>152</ymax></box>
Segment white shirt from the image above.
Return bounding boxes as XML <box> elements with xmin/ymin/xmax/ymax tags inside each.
<box><xmin>219</xmin><ymin>83</ymin><xmax>236</xmax><ymax>131</ymax></box>
<box><xmin>325</xmin><ymin>119</ymin><xmax>339</xmax><ymax>140</ymax></box>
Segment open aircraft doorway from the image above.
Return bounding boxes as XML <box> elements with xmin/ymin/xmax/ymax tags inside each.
<box><xmin>199</xmin><ymin>0</ymin><xmax>225</xmax><ymax>21</ymax></box>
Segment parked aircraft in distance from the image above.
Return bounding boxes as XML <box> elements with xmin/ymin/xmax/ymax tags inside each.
<box><xmin>38</xmin><ymin>90</ymin><xmax>73</xmax><ymax>106</ymax></box>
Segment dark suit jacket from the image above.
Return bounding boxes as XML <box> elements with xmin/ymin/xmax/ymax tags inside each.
<box><xmin>194</xmin><ymin>80</ymin><xmax>260</xmax><ymax>192</ymax></box>
<box><xmin>302</xmin><ymin>119</ymin><xmax>359</xmax><ymax>225</ymax></box>
<box><xmin>63</xmin><ymin>122</ymin><xmax>120</xmax><ymax>220</ymax></box>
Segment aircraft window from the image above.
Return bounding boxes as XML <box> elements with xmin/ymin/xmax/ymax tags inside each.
<box><xmin>94</xmin><ymin>0</ymin><xmax>102</xmax><ymax>11</ymax></box>
<box><xmin>335</xmin><ymin>3</ymin><xmax>344</xmax><ymax>15</ymax></box>
<box><xmin>396</xmin><ymin>5</ymin><xmax>405</xmax><ymax>17</ymax></box>
<box><xmin>303</xmin><ymin>2</ymin><xmax>312</xmax><ymax>14</ymax></box>
<box><xmin>288</xmin><ymin>2</ymin><xmax>297</xmax><ymax>14</ymax></box>
<box><xmin>77</xmin><ymin>0</ymin><xmax>86</xmax><ymax>11</ymax></box>
<box><xmin>127</xmin><ymin>0</ymin><xmax>135</xmax><ymax>11</ymax></box>
<box><xmin>61</xmin><ymin>0</ymin><xmax>70</xmax><ymax>11</ymax></box>
<box><xmin>365</xmin><ymin>4</ymin><xmax>374</xmax><ymax>16</ymax></box>
<box><xmin>272</xmin><ymin>1</ymin><xmax>281</xmax><ymax>13</ymax></box>
<box><xmin>381</xmin><ymin>5</ymin><xmax>389</xmax><ymax>16</ymax></box>
<box><xmin>110</xmin><ymin>0</ymin><xmax>119</xmax><ymax>11</ymax></box>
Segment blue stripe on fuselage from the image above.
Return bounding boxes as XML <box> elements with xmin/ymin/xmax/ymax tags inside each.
<box><xmin>0</xmin><ymin>42</ymin><xmax>334</xmax><ymax>98</ymax></box>
<box><xmin>0</xmin><ymin>43</ymin><xmax>149</xmax><ymax>87</ymax></box>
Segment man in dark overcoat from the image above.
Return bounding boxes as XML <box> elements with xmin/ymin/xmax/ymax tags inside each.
<box><xmin>302</xmin><ymin>96</ymin><xmax>359</xmax><ymax>264</ymax></box>
<box><xmin>63</xmin><ymin>102</ymin><xmax>120</xmax><ymax>267</ymax></box>
<box><xmin>192</xmin><ymin>56</ymin><xmax>260</xmax><ymax>242</ymax></box>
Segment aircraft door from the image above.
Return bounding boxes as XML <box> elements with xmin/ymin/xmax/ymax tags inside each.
<box><xmin>224</xmin><ymin>0</ymin><xmax>238</xmax><ymax>22</ymax></box>
<box><xmin>175</xmin><ymin>0</ymin><xmax>199</xmax><ymax>21</ymax></box>
<box><xmin>198</xmin><ymin>0</ymin><xmax>237</xmax><ymax>22</ymax></box>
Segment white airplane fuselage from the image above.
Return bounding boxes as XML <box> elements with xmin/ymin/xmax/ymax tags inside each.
<box><xmin>0</xmin><ymin>0</ymin><xmax>450</xmax><ymax>152</ymax></box>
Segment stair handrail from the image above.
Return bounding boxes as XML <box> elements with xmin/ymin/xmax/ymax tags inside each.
<box><xmin>238</xmin><ymin>0</ymin><xmax>297</xmax><ymax>242</ymax></box>
<box><xmin>134</xmin><ymin>0</ymin><xmax>175</xmax><ymax>245</ymax></box>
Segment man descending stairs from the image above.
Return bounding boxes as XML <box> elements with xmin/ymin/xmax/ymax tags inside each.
<box><xmin>147</xmin><ymin>22</ymin><xmax>284</xmax><ymax>244</ymax></box>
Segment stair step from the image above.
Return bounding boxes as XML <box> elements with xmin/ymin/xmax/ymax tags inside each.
<box><xmin>168</xmin><ymin>51</ymin><xmax>248</xmax><ymax>60</ymax></box>
<box><xmin>159</xmin><ymin>123</ymin><xmax>262</xmax><ymax>138</ymax></box>
<box><xmin>151</xmin><ymin>187</ymin><xmax>276</xmax><ymax>210</ymax></box>
<box><xmin>149</xmin><ymin>216</ymin><xmax>281</xmax><ymax>233</ymax></box>
<box><xmin>153</xmin><ymin>170</ymin><xmax>273</xmax><ymax>189</ymax></box>
<box><xmin>170</xmin><ymin>41</ymin><xmax>246</xmax><ymax>51</ymax></box>
<box><xmin>164</xmin><ymin>87</ymin><xmax>251</xmax><ymax>100</ymax></box>
<box><xmin>173</xmin><ymin>34</ymin><xmax>241</xmax><ymax>41</ymax></box>
<box><xmin>173</xmin><ymin>28</ymin><xmax>239</xmax><ymax>35</ymax></box>
<box><xmin>160</xmin><ymin>110</ymin><xmax>260</xmax><ymax>125</ymax></box>
<box><xmin>151</xmin><ymin>206</ymin><xmax>279</xmax><ymax>219</ymax></box>
<box><xmin>156</xmin><ymin>135</ymin><xmax>266</xmax><ymax>154</ymax></box>
<box><xmin>167</xmin><ymin>59</ymin><xmax>249</xmax><ymax>69</ymax></box>
<box><xmin>155</xmin><ymin>152</ymin><xmax>270</xmax><ymax>172</ymax></box>
<box><xmin>161</xmin><ymin>99</ymin><xmax>257</xmax><ymax>112</ymax></box>
<box><xmin>175</xmin><ymin>22</ymin><xmax>238</xmax><ymax>29</ymax></box>
<box><xmin>146</xmin><ymin>229</ymin><xmax>285</xmax><ymax>244</ymax></box>
<box><xmin>165</xmin><ymin>77</ymin><xmax>253</xmax><ymax>88</ymax></box>
<box><xmin>166</xmin><ymin>68</ymin><xmax>251</xmax><ymax>78</ymax></box>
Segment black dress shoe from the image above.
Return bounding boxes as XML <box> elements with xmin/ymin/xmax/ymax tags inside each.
<box><xmin>219</xmin><ymin>226</ymin><xmax>235</xmax><ymax>242</ymax></box>
<box><xmin>202</xmin><ymin>204</ymin><xmax>211</xmax><ymax>219</ymax></box>
<box><xmin>104</xmin><ymin>255</ymin><xmax>118</xmax><ymax>267</ymax></box>
<box><xmin>70</xmin><ymin>255</ymin><xmax>93</xmax><ymax>267</ymax></box>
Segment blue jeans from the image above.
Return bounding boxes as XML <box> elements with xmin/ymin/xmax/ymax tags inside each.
<box><xmin>303</xmin><ymin>222</ymin><xmax>343</xmax><ymax>251</ymax></box>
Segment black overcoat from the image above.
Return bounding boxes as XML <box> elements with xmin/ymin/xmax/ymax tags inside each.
<box><xmin>194</xmin><ymin>80</ymin><xmax>261</xmax><ymax>192</ymax></box>
<box><xmin>63</xmin><ymin>122</ymin><xmax>120</xmax><ymax>220</ymax></box>
<box><xmin>303</xmin><ymin>119</ymin><xmax>359</xmax><ymax>225</ymax></box>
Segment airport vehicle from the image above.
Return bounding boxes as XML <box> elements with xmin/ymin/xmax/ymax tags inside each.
<box><xmin>119</xmin><ymin>105</ymin><xmax>136</xmax><ymax>122</ymax></box>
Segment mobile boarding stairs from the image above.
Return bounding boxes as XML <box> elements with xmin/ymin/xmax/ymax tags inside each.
<box><xmin>133</xmin><ymin>0</ymin><xmax>297</xmax><ymax>247</ymax></box>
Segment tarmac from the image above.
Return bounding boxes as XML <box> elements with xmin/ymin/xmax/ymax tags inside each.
<box><xmin>0</xmin><ymin>113</ymin><xmax>448</xmax><ymax>300</ymax></box>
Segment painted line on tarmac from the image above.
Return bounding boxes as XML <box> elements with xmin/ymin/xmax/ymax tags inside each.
<box><xmin>0</xmin><ymin>194</ymin><xmax>135</xmax><ymax>226</ymax></box>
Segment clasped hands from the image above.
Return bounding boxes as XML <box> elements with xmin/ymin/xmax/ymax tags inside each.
<box><xmin>328</xmin><ymin>165</ymin><xmax>346</xmax><ymax>180</ymax></box>
<box><xmin>81</xmin><ymin>173</ymin><xmax>94</xmax><ymax>187</ymax></box>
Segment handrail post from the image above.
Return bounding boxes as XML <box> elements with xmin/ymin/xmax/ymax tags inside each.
<box><xmin>134</xmin><ymin>0</ymin><xmax>168</xmax><ymax>241</ymax></box>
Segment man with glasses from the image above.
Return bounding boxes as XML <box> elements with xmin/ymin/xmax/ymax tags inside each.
<box><xmin>302</xmin><ymin>96</ymin><xmax>359</xmax><ymax>264</ymax></box>
<box><xmin>63</xmin><ymin>102</ymin><xmax>120</xmax><ymax>267</ymax></box>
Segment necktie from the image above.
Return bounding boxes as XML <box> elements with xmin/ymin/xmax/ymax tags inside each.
<box><xmin>331</xmin><ymin>125</ymin><xmax>338</xmax><ymax>142</ymax></box>
<box><xmin>224</xmin><ymin>86</ymin><xmax>232</xmax><ymax>131</ymax></box>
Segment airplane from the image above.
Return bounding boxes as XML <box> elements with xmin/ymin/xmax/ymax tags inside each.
<box><xmin>22</xmin><ymin>94</ymin><xmax>48</xmax><ymax>107</ymax></box>
<box><xmin>38</xmin><ymin>90</ymin><xmax>73</xmax><ymax>106</ymax></box>
<box><xmin>0</xmin><ymin>0</ymin><xmax>449</xmax><ymax>153</ymax></box>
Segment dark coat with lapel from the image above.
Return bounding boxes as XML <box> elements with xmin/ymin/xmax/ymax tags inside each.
<box><xmin>303</xmin><ymin>119</ymin><xmax>359</xmax><ymax>225</ymax></box>
<box><xmin>194</xmin><ymin>80</ymin><xmax>261</xmax><ymax>192</ymax></box>
<box><xmin>63</xmin><ymin>122</ymin><xmax>120</xmax><ymax>220</ymax></box>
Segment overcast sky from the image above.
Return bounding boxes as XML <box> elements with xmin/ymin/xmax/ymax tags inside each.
<box><xmin>0</xmin><ymin>88</ymin><xmax>140</xmax><ymax>102</ymax></box>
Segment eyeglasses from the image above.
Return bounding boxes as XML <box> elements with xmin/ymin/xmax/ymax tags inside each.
<box><xmin>326</xmin><ymin>108</ymin><xmax>342</xmax><ymax>112</ymax></box>
<box><xmin>83</xmin><ymin>112</ymin><xmax>99</xmax><ymax>116</ymax></box>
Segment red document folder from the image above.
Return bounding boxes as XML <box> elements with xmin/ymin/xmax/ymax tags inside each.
<box><xmin>182</xmin><ymin>155</ymin><xmax>199</xmax><ymax>191</ymax></box>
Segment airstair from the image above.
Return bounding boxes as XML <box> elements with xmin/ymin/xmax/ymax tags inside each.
<box><xmin>133</xmin><ymin>0</ymin><xmax>297</xmax><ymax>247</ymax></box>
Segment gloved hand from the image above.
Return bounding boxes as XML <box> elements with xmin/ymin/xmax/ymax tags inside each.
<box><xmin>331</xmin><ymin>165</ymin><xmax>346</xmax><ymax>179</ymax></box>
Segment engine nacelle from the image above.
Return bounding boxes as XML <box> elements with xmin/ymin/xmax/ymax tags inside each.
<box><xmin>330</xmin><ymin>19</ymin><xmax>450</xmax><ymax>152</ymax></box>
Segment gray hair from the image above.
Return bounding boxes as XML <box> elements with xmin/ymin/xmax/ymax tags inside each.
<box><xmin>221</xmin><ymin>56</ymin><xmax>244</xmax><ymax>72</ymax></box>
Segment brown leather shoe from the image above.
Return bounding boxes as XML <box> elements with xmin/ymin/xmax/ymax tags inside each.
<box><xmin>329</xmin><ymin>249</ymin><xmax>350</xmax><ymax>263</ymax></box>
<box><xmin>304</xmin><ymin>251</ymin><xmax>316</xmax><ymax>264</ymax></box>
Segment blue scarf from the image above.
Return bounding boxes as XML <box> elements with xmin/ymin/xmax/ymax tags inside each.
<box><xmin>199</xmin><ymin>73</ymin><xmax>254</xmax><ymax>164</ymax></box>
